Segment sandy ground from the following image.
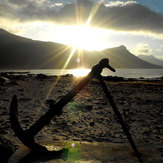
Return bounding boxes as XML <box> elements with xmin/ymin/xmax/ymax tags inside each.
<box><xmin>0</xmin><ymin>73</ymin><xmax>163</xmax><ymax>162</ymax></box>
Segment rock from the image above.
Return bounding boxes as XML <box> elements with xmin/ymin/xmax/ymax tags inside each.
<box><xmin>85</xmin><ymin>105</ymin><xmax>93</xmax><ymax>111</ymax></box>
<box><xmin>36</xmin><ymin>74</ymin><xmax>48</xmax><ymax>80</ymax></box>
<box><xmin>8</xmin><ymin>81</ymin><xmax>18</xmax><ymax>86</ymax></box>
<box><xmin>62</xmin><ymin>74</ymin><xmax>73</xmax><ymax>77</ymax></box>
<box><xmin>0</xmin><ymin>76</ymin><xmax>5</xmax><ymax>85</ymax></box>
<box><xmin>46</xmin><ymin>99</ymin><xmax>56</xmax><ymax>107</ymax></box>
<box><xmin>160</xmin><ymin>76</ymin><xmax>163</xmax><ymax>81</ymax></box>
<box><xmin>0</xmin><ymin>76</ymin><xmax>18</xmax><ymax>85</ymax></box>
<box><xmin>0</xmin><ymin>76</ymin><xmax>10</xmax><ymax>85</ymax></box>
<box><xmin>90</xmin><ymin>121</ymin><xmax>95</xmax><ymax>126</ymax></box>
<box><xmin>104</xmin><ymin>76</ymin><xmax>124</xmax><ymax>81</ymax></box>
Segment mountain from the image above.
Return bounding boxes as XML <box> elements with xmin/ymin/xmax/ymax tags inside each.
<box><xmin>0</xmin><ymin>29</ymin><xmax>162</xmax><ymax>69</ymax></box>
<box><xmin>100</xmin><ymin>46</ymin><xmax>163</xmax><ymax>69</ymax></box>
<box><xmin>138</xmin><ymin>55</ymin><xmax>163</xmax><ymax>67</ymax></box>
<box><xmin>0</xmin><ymin>29</ymin><xmax>72</xmax><ymax>69</ymax></box>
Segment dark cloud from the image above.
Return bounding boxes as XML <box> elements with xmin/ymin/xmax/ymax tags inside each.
<box><xmin>97</xmin><ymin>3</ymin><xmax>163</xmax><ymax>34</ymax></box>
<box><xmin>7</xmin><ymin>0</ymin><xmax>29</xmax><ymax>6</ymax></box>
<box><xmin>0</xmin><ymin>3</ymin><xmax>15</xmax><ymax>18</ymax></box>
<box><xmin>1</xmin><ymin>0</ymin><xmax>163</xmax><ymax>34</ymax></box>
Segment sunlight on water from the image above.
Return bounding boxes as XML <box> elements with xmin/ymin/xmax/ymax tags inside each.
<box><xmin>69</xmin><ymin>69</ymin><xmax>91</xmax><ymax>77</ymax></box>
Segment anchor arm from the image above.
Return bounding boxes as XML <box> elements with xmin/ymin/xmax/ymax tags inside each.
<box><xmin>10</xmin><ymin>95</ymin><xmax>47</xmax><ymax>151</ymax></box>
<box><xmin>10</xmin><ymin>72</ymin><xmax>94</xmax><ymax>150</ymax></box>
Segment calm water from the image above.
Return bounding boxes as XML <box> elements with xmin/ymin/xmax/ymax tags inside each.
<box><xmin>1</xmin><ymin>69</ymin><xmax>163</xmax><ymax>79</ymax></box>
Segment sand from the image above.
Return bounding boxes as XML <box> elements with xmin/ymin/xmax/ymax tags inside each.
<box><xmin>0</xmin><ymin>73</ymin><xmax>163</xmax><ymax>162</ymax></box>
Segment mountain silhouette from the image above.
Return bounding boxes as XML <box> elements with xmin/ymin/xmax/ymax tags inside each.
<box><xmin>0</xmin><ymin>29</ymin><xmax>162</xmax><ymax>69</ymax></box>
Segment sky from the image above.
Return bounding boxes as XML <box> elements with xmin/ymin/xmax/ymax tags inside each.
<box><xmin>0</xmin><ymin>0</ymin><xmax>163</xmax><ymax>59</ymax></box>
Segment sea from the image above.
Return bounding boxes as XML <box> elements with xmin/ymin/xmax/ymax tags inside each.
<box><xmin>1</xmin><ymin>69</ymin><xmax>163</xmax><ymax>79</ymax></box>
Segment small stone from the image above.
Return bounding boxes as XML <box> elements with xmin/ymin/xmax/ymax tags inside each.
<box><xmin>90</xmin><ymin>121</ymin><xmax>95</xmax><ymax>126</ymax></box>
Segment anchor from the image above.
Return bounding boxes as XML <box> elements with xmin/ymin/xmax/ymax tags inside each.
<box><xmin>10</xmin><ymin>58</ymin><xmax>143</xmax><ymax>162</ymax></box>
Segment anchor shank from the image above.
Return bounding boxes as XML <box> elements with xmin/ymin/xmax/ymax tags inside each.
<box><xmin>29</xmin><ymin>58</ymin><xmax>111</xmax><ymax>136</ymax></box>
<box><xmin>29</xmin><ymin>72</ymin><xmax>94</xmax><ymax>136</ymax></box>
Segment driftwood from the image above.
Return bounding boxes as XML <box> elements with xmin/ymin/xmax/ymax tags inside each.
<box><xmin>10</xmin><ymin>58</ymin><xmax>142</xmax><ymax>162</ymax></box>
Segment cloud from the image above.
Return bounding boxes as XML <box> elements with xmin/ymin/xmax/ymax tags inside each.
<box><xmin>7</xmin><ymin>0</ymin><xmax>31</xmax><ymax>6</ymax></box>
<box><xmin>104</xmin><ymin>0</ymin><xmax>137</xmax><ymax>7</ymax></box>
<box><xmin>132</xmin><ymin>43</ymin><xmax>153</xmax><ymax>55</ymax></box>
<box><xmin>93</xmin><ymin>1</ymin><xmax>163</xmax><ymax>34</ymax></box>
<box><xmin>1</xmin><ymin>0</ymin><xmax>163</xmax><ymax>35</ymax></box>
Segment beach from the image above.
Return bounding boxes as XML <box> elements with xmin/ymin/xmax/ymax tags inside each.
<box><xmin>0</xmin><ymin>73</ymin><xmax>163</xmax><ymax>162</ymax></box>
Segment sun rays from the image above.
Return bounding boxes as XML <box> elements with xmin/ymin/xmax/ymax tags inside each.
<box><xmin>45</xmin><ymin>0</ymin><xmax>104</xmax><ymax>100</ymax></box>
<box><xmin>86</xmin><ymin>0</ymin><xmax>104</xmax><ymax>26</ymax></box>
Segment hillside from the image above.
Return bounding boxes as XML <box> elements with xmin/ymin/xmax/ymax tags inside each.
<box><xmin>138</xmin><ymin>55</ymin><xmax>163</xmax><ymax>67</ymax></box>
<box><xmin>0</xmin><ymin>29</ymin><xmax>162</xmax><ymax>69</ymax></box>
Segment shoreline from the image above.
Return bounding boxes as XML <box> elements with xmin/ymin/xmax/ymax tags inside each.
<box><xmin>1</xmin><ymin>71</ymin><xmax>163</xmax><ymax>81</ymax></box>
<box><xmin>1</xmin><ymin>68</ymin><xmax>163</xmax><ymax>80</ymax></box>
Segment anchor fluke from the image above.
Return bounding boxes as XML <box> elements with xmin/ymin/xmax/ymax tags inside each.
<box><xmin>10</xmin><ymin>95</ymin><xmax>47</xmax><ymax>151</ymax></box>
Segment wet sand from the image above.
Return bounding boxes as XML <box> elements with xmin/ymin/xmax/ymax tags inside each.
<box><xmin>0</xmin><ymin>73</ymin><xmax>163</xmax><ymax>162</ymax></box>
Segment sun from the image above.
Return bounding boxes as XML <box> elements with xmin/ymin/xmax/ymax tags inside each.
<box><xmin>64</xmin><ymin>25</ymin><xmax>104</xmax><ymax>51</ymax></box>
<box><xmin>19</xmin><ymin>22</ymin><xmax>113</xmax><ymax>51</ymax></box>
<box><xmin>49</xmin><ymin>25</ymin><xmax>108</xmax><ymax>51</ymax></box>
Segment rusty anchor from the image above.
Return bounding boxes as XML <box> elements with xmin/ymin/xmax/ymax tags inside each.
<box><xmin>10</xmin><ymin>58</ymin><xmax>143</xmax><ymax>162</ymax></box>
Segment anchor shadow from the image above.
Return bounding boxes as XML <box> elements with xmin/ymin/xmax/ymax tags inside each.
<box><xmin>19</xmin><ymin>148</ymin><xmax>68</xmax><ymax>163</ymax></box>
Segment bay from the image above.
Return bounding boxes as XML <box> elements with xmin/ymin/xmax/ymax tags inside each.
<box><xmin>1</xmin><ymin>69</ymin><xmax>163</xmax><ymax>79</ymax></box>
